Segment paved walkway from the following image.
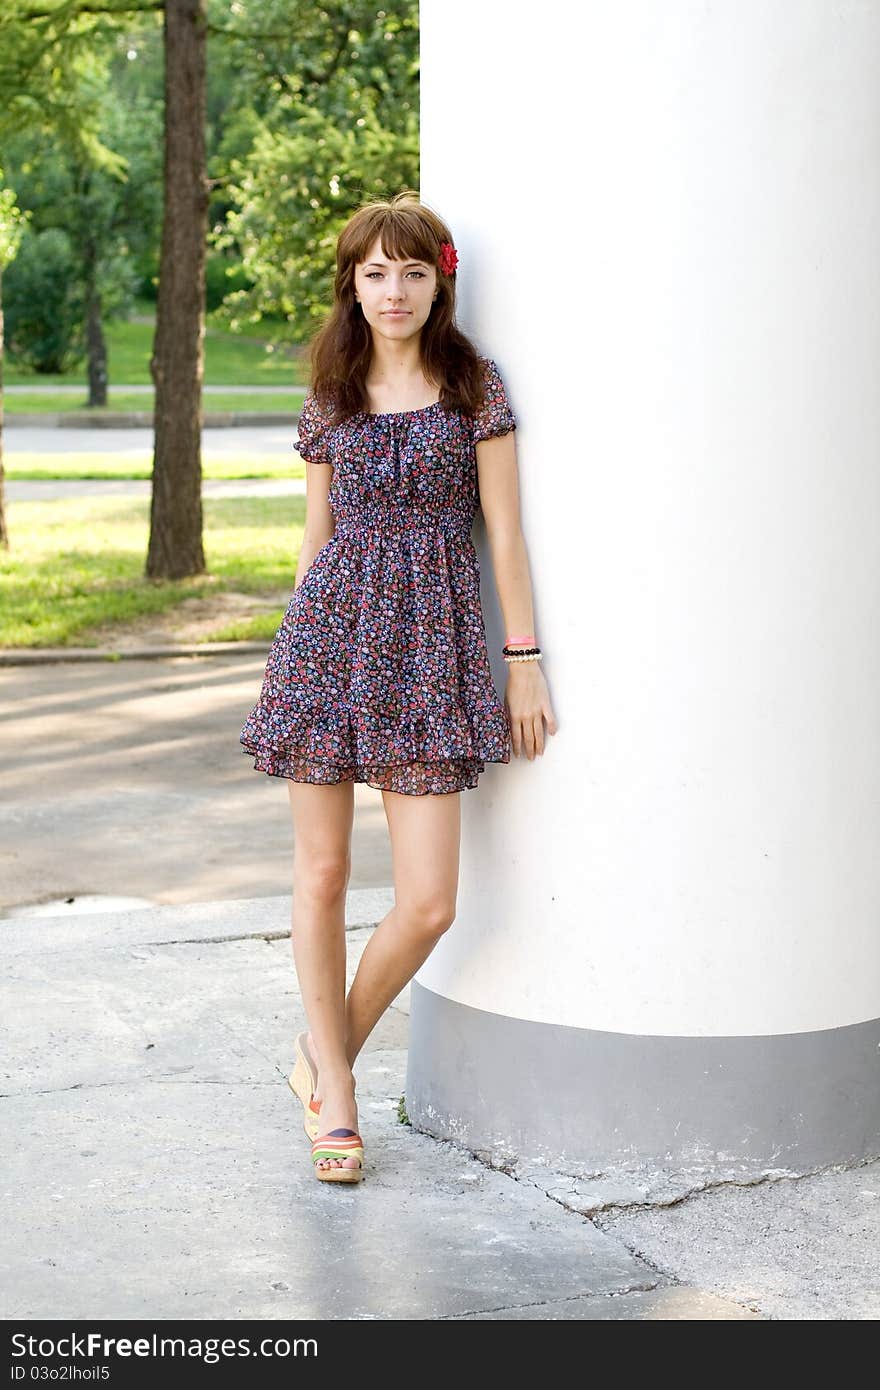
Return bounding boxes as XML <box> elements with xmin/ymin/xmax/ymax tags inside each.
<box><xmin>2</xmin><ymin>892</ymin><xmax>767</xmax><ymax>1320</ymax></box>
<box><xmin>1</xmin><ymin>659</ymin><xmax>876</xmax><ymax>1317</ymax></box>
<box><xmin>0</xmin><ymin>653</ymin><xmax>392</xmax><ymax>916</ymax></box>
<box><xmin>4</xmin><ymin>422</ymin><xmax>299</xmax><ymax>454</ymax></box>
<box><xmin>5</xmin><ymin>892</ymin><xmax>878</xmax><ymax>1318</ymax></box>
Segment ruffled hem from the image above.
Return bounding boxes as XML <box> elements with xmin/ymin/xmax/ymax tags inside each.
<box><xmin>240</xmin><ymin>696</ymin><xmax>511</xmax><ymax>764</ymax></box>
<box><xmin>240</xmin><ymin>747</ymin><xmax>508</xmax><ymax>795</ymax></box>
<box><xmin>240</xmin><ymin>694</ymin><xmax>512</xmax><ymax>794</ymax></box>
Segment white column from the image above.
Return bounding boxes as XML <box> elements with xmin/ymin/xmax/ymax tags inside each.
<box><xmin>408</xmin><ymin>0</ymin><xmax>880</xmax><ymax>1183</ymax></box>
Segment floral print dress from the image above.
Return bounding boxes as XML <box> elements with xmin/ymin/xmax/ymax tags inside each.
<box><xmin>239</xmin><ymin>355</ymin><xmax>517</xmax><ymax>795</ymax></box>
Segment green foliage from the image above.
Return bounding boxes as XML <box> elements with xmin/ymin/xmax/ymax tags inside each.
<box><xmin>217</xmin><ymin>106</ymin><xmax>418</xmax><ymax>339</ymax></box>
<box><xmin>0</xmin><ymin>6</ymin><xmax>164</xmax><ymax>381</ymax></box>
<box><xmin>209</xmin><ymin>0</ymin><xmax>419</xmax><ymax>340</ymax></box>
<box><xmin>4</xmin><ymin>227</ymin><xmax>85</xmax><ymax>372</ymax></box>
<box><xmin>0</xmin><ymin>169</ymin><xmax>27</xmax><ymax>271</ymax></box>
<box><xmin>0</xmin><ymin>2</ymin><xmax>139</xmax><ymax>174</ymax></box>
<box><xmin>4</xmin><ymin>297</ymin><xmax>305</xmax><ymax>385</ymax></box>
<box><xmin>205</xmin><ymin>252</ymin><xmax>254</xmax><ymax>313</ymax></box>
<box><xmin>1</xmin><ymin>0</ymin><xmax>422</xmax><ymax>347</ymax></box>
<box><xmin>2</xmin><ymin>62</ymin><xmax>163</xmax><ymax>332</ymax></box>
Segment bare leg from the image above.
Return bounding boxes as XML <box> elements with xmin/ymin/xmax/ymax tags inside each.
<box><xmin>343</xmin><ymin>787</ymin><xmax>461</xmax><ymax>1065</ymax></box>
<box><xmin>287</xmin><ymin>779</ymin><xmax>360</xmax><ymax>1171</ymax></box>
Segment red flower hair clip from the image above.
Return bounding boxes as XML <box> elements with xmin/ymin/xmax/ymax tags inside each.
<box><xmin>438</xmin><ymin>241</ymin><xmax>459</xmax><ymax>275</ymax></box>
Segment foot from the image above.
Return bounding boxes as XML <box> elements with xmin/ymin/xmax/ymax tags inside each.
<box><xmin>312</xmin><ymin>1077</ymin><xmax>361</xmax><ymax>1172</ymax></box>
<box><xmin>306</xmin><ymin>1030</ymin><xmax>357</xmax><ymax>1107</ymax></box>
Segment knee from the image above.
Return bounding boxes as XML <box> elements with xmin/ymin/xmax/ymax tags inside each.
<box><xmin>294</xmin><ymin>854</ymin><xmax>351</xmax><ymax>905</ymax></box>
<box><xmin>400</xmin><ymin>895</ymin><xmax>457</xmax><ymax>942</ymax></box>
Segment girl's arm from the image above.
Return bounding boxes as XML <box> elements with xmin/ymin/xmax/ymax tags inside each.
<box><xmin>477</xmin><ymin>433</ymin><xmax>558</xmax><ymax>759</ymax></box>
<box><xmin>294</xmin><ymin>462</ymin><xmax>336</xmax><ymax>590</ymax></box>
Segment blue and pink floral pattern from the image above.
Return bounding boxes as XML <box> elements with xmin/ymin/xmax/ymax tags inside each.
<box><xmin>239</xmin><ymin>355</ymin><xmax>517</xmax><ymax>795</ymax></box>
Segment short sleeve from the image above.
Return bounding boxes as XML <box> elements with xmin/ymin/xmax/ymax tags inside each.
<box><xmin>472</xmin><ymin>356</ymin><xmax>517</xmax><ymax>442</ymax></box>
<box><xmin>293</xmin><ymin>391</ymin><xmax>334</xmax><ymax>464</ymax></box>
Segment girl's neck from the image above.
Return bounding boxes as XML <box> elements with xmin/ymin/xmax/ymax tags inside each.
<box><xmin>365</xmin><ymin>341</ymin><xmax>439</xmax><ymax>413</ymax></box>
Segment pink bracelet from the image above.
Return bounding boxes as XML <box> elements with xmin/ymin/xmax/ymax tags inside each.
<box><xmin>506</xmin><ymin>633</ymin><xmax>535</xmax><ymax>644</ymax></box>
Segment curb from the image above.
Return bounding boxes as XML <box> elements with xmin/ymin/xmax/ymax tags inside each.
<box><xmin>7</xmin><ymin>411</ymin><xmax>302</xmax><ymax>429</ymax></box>
<box><xmin>0</xmin><ymin>642</ymin><xmax>269</xmax><ymax>665</ymax></box>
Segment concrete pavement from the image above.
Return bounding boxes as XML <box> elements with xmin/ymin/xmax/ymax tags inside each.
<box><xmin>3</xmin><ymin>431</ymin><xmax>878</xmax><ymax>1318</ymax></box>
<box><xmin>4</xmin><ymin>892</ymin><xmax>878</xmax><ymax>1318</ymax></box>
<box><xmin>0</xmin><ymin>653</ymin><xmax>393</xmax><ymax>916</ymax></box>
<box><xmin>2</xmin><ymin>892</ymin><xmax>766</xmax><ymax>1321</ymax></box>
<box><xmin>3</xmin><ymin>421</ymin><xmax>301</xmax><ymax>456</ymax></box>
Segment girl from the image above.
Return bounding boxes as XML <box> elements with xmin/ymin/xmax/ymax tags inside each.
<box><xmin>240</xmin><ymin>191</ymin><xmax>557</xmax><ymax>1183</ymax></box>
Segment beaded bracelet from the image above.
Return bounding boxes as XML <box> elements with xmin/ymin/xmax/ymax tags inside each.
<box><xmin>502</xmin><ymin>643</ymin><xmax>543</xmax><ymax>664</ymax></box>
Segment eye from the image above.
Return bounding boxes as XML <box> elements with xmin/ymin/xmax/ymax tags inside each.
<box><xmin>364</xmin><ymin>270</ymin><xmax>427</xmax><ymax>279</ymax></box>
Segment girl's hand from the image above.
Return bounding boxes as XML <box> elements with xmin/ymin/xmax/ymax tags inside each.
<box><xmin>504</xmin><ymin>663</ymin><xmax>558</xmax><ymax>759</ymax></box>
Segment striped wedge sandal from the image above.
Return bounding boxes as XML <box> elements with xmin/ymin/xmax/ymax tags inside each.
<box><xmin>311</xmin><ymin>1128</ymin><xmax>365</xmax><ymax>1182</ymax></box>
<box><xmin>289</xmin><ymin>1031</ymin><xmax>323</xmax><ymax>1140</ymax></box>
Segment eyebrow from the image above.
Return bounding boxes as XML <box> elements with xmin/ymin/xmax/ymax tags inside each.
<box><xmin>363</xmin><ymin>260</ymin><xmax>427</xmax><ymax>269</ymax></box>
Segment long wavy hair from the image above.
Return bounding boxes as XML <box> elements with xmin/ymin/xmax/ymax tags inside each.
<box><xmin>305</xmin><ymin>189</ymin><xmax>489</xmax><ymax>427</ymax></box>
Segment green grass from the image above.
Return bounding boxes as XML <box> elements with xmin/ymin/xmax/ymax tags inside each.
<box><xmin>5</xmin><ymin>454</ymin><xmax>304</xmax><ymax>481</ymax></box>
<box><xmin>4</xmin><ymin>391</ymin><xmax>305</xmax><ymax>414</ymax></box>
<box><xmin>205</xmin><ymin>611</ymin><xmax>284</xmax><ymax>642</ymax></box>
<box><xmin>0</xmin><ymin>493</ymin><xmax>302</xmax><ymax>647</ymax></box>
<box><xmin>4</xmin><ymin>299</ymin><xmax>307</xmax><ymax>388</ymax></box>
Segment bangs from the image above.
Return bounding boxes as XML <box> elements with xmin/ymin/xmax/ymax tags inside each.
<box><xmin>354</xmin><ymin>212</ymin><xmax>436</xmax><ymax>267</ymax></box>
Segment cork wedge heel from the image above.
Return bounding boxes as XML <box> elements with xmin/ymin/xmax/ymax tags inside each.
<box><xmin>289</xmin><ymin>1031</ymin><xmax>322</xmax><ymax>1141</ymax></box>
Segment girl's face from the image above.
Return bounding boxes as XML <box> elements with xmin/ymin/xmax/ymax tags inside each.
<box><xmin>353</xmin><ymin>236</ymin><xmax>438</xmax><ymax>345</ymax></box>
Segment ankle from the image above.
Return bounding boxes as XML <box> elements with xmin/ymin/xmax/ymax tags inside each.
<box><xmin>318</xmin><ymin>1072</ymin><xmax>356</xmax><ymax>1101</ymax></box>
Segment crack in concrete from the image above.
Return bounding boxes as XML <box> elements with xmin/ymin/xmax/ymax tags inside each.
<box><xmin>160</xmin><ymin>923</ymin><xmax>378</xmax><ymax>947</ymax></box>
<box><xmin>468</xmin><ymin>1145</ymin><xmax>880</xmax><ymax>1219</ymax></box>
<box><xmin>435</xmin><ymin>1281</ymin><xmax>664</xmax><ymax>1319</ymax></box>
<box><xmin>213</xmin><ymin>1016</ymin><xmax>289</xmax><ymax>1081</ymax></box>
<box><xmin>551</xmin><ymin>1150</ymin><xmax>880</xmax><ymax>1218</ymax></box>
<box><xmin>1</xmin><ymin>1077</ymin><xmax>281</xmax><ymax>1098</ymax></box>
<box><xmin>6</xmin><ymin>925</ymin><xmax>380</xmax><ymax>959</ymax></box>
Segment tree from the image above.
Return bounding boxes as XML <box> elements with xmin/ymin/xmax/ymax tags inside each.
<box><xmin>146</xmin><ymin>0</ymin><xmax>208</xmax><ymax>579</ymax></box>
<box><xmin>1</xmin><ymin>25</ymin><xmax>162</xmax><ymax>400</ymax></box>
<box><xmin>1</xmin><ymin>0</ymin><xmax>208</xmax><ymax>579</ymax></box>
<box><xmin>0</xmin><ymin>174</ymin><xmax>27</xmax><ymax>550</ymax></box>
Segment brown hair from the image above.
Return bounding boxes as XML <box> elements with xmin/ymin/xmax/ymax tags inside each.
<box><xmin>304</xmin><ymin>189</ymin><xmax>489</xmax><ymax>426</ymax></box>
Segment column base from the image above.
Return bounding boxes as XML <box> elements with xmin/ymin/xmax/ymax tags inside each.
<box><xmin>405</xmin><ymin>981</ymin><xmax>880</xmax><ymax>1186</ymax></box>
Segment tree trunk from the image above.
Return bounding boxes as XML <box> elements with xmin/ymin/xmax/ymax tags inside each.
<box><xmin>146</xmin><ymin>0</ymin><xmax>208</xmax><ymax>580</ymax></box>
<box><xmin>85</xmin><ymin>270</ymin><xmax>108</xmax><ymax>407</ymax></box>
<box><xmin>0</xmin><ymin>268</ymin><xmax>9</xmax><ymax>551</ymax></box>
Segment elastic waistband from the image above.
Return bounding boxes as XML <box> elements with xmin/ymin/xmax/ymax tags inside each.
<box><xmin>334</xmin><ymin>510</ymin><xmax>472</xmax><ymax>542</ymax></box>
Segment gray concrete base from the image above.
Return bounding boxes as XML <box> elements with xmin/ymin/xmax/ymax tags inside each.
<box><xmin>406</xmin><ymin>981</ymin><xmax>880</xmax><ymax>1191</ymax></box>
